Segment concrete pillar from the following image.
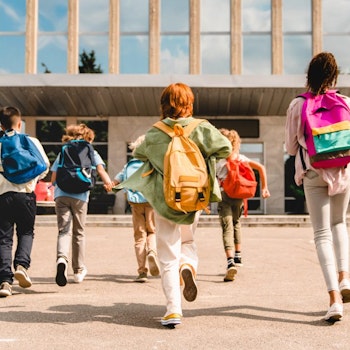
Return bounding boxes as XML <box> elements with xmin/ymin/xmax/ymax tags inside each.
<box><xmin>149</xmin><ymin>0</ymin><xmax>160</xmax><ymax>74</ymax></box>
<box><xmin>312</xmin><ymin>0</ymin><xmax>322</xmax><ymax>55</ymax></box>
<box><xmin>25</xmin><ymin>0</ymin><xmax>38</xmax><ymax>74</ymax></box>
<box><xmin>271</xmin><ymin>0</ymin><xmax>283</xmax><ymax>74</ymax></box>
<box><xmin>231</xmin><ymin>0</ymin><xmax>241</xmax><ymax>75</ymax></box>
<box><xmin>190</xmin><ymin>0</ymin><xmax>200</xmax><ymax>74</ymax></box>
<box><xmin>67</xmin><ymin>0</ymin><xmax>79</xmax><ymax>74</ymax></box>
<box><xmin>109</xmin><ymin>0</ymin><xmax>120</xmax><ymax>73</ymax></box>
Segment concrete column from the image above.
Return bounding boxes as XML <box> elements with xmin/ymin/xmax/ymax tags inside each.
<box><xmin>149</xmin><ymin>0</ymin><xmax>160</xmax><ymax>74</ymax></box>
<box><xmin>312</xmin><ymin>0</ymin><xmax>322</xmax><ymax>55</ymax></box>
<box><xmin>109</xmin><ymin>0</ymin><xmax>120</xmax><ymax>73</ymax></box>
<box><xmin>25</xmin><ymin>0</ymin><xmax>38</xmax><ymax>74</ymax></box>
<box><xmin>271</xmin><ymin>0</ymin><xmax>283</xmax><ymax>74</ymax></box>
<box><xmin>231</xmin><ymin>0</ymin><xmax>241</xmax><ymax>75</ymax></box>
<box><xmin>189</xmin><ymin>0</ymin><xmax>200</xmax><ymax>74</ymax></box>
<box><xmin>67</xmin><ymin>0</ymin><xmax>79</xmax><ymax>74</ymax></box>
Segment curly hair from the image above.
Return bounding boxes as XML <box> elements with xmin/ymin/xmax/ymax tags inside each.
<box><xmin>160</xmin><ymin>83</ymin><xmax>194</xmax><ymax>120</ymax></box>
<box><xmin>306</xmin><ymin>52</ymin><xmax>339</xmax><ymax>95</ymax></box>
<box><xmin>220</xmin><ymin>128</ymin><xmax>241</xmax><ymax>154</ymax></box>
<box><xmin>62</xmin><ymin>123</ymin><xmax>95</xmax><ymax>143</ymax></box>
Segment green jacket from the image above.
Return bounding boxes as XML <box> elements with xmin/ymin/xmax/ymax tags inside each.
<box><xmin>115</xmin><ymin>117</ymin><xmax>232</xmax><ymax>224</ymax></box>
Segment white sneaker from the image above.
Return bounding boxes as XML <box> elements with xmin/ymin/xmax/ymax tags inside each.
<box><xmin>339</xmin><ymin>279</ymin><xmax>350</xmax><ymax>303</ymax></box>
<box><xmin>74</xmin><ymin>268</ymin><xmax>87</xmax><ymax>283</ymax></box>
<box><xmin>324</xmin><ymin>302</ymin><xmax>343</xmax><ymax>322</ymax></box>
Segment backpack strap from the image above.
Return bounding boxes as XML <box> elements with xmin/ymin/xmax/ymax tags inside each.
<box><xmin>153</xmin><ymin>118</ymin><xmax>206</xmax><ymax>137</ymax></box>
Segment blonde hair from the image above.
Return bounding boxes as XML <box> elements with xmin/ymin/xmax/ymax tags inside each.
<box><xmin>160</xmin><ymin>83</ymin><xmax>194</xmax><ymax>120</ymax></box>
<box><xmin>129</xmin><ymin>134</ymin><xmax>145</xmax><ymax>151</ymax></box>
<box><xmin>62</xmin><ymin>123</ymin><xmax>95</xmax><ymax>143</ymax></box>
<box><xmin>220</xmin><ymin>128</ymin><xmax>241</xmax><ymax>154</ymax></box>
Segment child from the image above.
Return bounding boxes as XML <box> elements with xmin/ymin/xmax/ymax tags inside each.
<box><xmin>115</xmin><ymin>83</ymin><xmax>232</xmax><ymax>328</ymax></box>
<box><xmin>51</xmin><ymin>124</ymin><xmax>113</xmax><ymax>286</ymax></box>
<box><xmin>111</xmin><ymin>135</ymin><xmax>160</xmax><ymax>283</ymax></box>
<box><xmin>0</xmin><ymin>106</ymin><xmax>50</xmax><ymax>297</ymax></box>
<box><xmin>216</xmin><ymin>128</ymin><xmax>270</xmax><ymax>281</ymax></box>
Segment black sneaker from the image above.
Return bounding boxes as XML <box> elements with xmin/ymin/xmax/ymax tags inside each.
<box><xmin>234</xmin><ymin>256</ymin><xmax>243</xmax><ymax>267</ymax></box>
<box><xmin>56</xmin><ymin>257</ymin><xmax>68</xmax><ymax>287</ymax></box>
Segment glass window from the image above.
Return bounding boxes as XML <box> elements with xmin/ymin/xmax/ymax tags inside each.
<box><xmin>161</xmin><ymin>36</ymin><xmax>189</xmax><ymax>74</ymax></box>
<box><xmin>79</xmin><ymin>0</ymin><xmax>109</xmax><ymax>32</ymax></box>
<box><xmin>38</xmin><ymin>35</ymin><xmax>67</xmax><ymax>73</ymax></box>
<box><xmin>161</xmin><ymin>0</ymin><xmax>189</xmax><ymax>74</ymax></box>
<box><xmin>242</xmin><ymin>0</ymin><xmax>271</xmax><ymax>32</ymax></box>
<box><xmin>120</xmin><ymin>0</ymin><xmax>149</xmax><ymax>32</ymax></box>
<box><xmin>36</xmin><ymin>120</ymin><xmax>66</xmax><ymax>164</ymax></box>
<box><xmin>201</xmin><ymin>35</ymin><xmax>230</xmax><ymax>74</ymax></box>
<box><xmin>323</xmin><ymin>0</ymin><xmax>350</xmax><ymax>33</ymax></box>
<box><xmin>283</xmin><ymin>0</ymin><xmax>311</xmax><ymax>32</ymax></box>
<box><xmin>0</xmin><ymin>0</ymin><xmax>26</xmax><ymax>32</ymax></box>
<box><xmin>120</xmin><ymin>36</ymin><xmax>149</xmax><ymax>73</ymax></box>
<box><xmin>0</xmin><ymin>36</ymin><xmax>25</xmax><ymax>73</ymax></box>
<box><xmin>201</xmin><ymin>0</ymin><xmax>230</xmax><ymax>32</ymax></box>
<box><xmin>282</xmin><ymin>0</ymin><xmax>312</xmax><ymax>74</ymax></box>
<box><xmin>38</xmin><ymin>0</ymin><xmax>68</xmax><ymax>32</ymax></box>
<box><xmin>283</xmin><ymin>35</ymin><xmax>312</xmax><ymax>74</ymax></box>
<box><xmin>38</xmin><ymin>0</ymin><xmax>68</xmax><ymax>73</ymax></box>
<box><xmin>120</xmin><ymin>0</ymin><xmax>149</xmax><ymax>73</ymax></box>
<box><xmin>243</xmin><ymin>35</ymin><xmax>271</xmax><ymax>74</ymax></box>
<box><xmin>161</xmin><ymin>0</ymin><xmax>189</xmax><ymax>32</ymax></box>
<box><xmin>324</xmin><ymin>37</ymin><xmax>350</xmax><ymax>74</ymax></box>
<box><xmin>201</xmin><ymin>0</ymin><xmax>230</xmax><ymax>74</ymax></box>
<box><xmin>79</xmin><ymin>36</ymin><xmax>109</xmax><ymax>73</ymax></box>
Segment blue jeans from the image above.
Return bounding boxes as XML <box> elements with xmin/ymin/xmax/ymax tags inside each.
<box><xmin>0</xmin><ymin>192</ymin><xmax>36</xmax><ymax>284</ymax></box>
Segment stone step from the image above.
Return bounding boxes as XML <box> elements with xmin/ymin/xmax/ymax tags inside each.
<box><xmin>35</xmin><ymin>214</ymin><xmax>313</xmax><ymax>227</ymax></box>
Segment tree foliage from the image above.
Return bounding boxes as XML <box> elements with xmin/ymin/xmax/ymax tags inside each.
<box><xmin>79</xmin><ymin>50</ymin><xmax>103</xmax><ymax>73</ymax></box>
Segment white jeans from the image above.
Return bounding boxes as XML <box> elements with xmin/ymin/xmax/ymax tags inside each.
<box><xmin>304</xmin><ymin>170</ymin><xmax>350</xmax><ymax>292</ymax></box>
<box><xmin>155</xmin><ymin>211</ymin><xmax>200</xmax><ymax>317</ymax></box>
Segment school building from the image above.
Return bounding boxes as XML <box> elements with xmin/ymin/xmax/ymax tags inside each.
<box><xmin>1</xmin><ymin>0</ymin><xmax>350</xmax><ymax>215</ymax></box>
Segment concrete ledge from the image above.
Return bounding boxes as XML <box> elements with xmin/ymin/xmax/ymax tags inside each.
<box><xmin>35</xmin><ymin>214</ymin><xmax>313</xmax><ymax>227</ymax></box>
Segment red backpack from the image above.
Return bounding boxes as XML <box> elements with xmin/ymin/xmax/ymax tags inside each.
<box><xmin>221</xmin><ymin>158</ymin><xmax>257</xmax><ymax>200</ymax></box>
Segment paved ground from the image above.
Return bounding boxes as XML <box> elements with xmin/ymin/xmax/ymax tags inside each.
<box><xmin>1</xmin><ymin>221</ymin><xmax>350</xmax><ymax>350</ymax></box>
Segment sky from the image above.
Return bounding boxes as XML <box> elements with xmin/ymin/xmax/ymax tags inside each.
<box><xmin>1</xmin><ymin>0</ymin><xmax>350</xmax><ymax>75</ymax></box>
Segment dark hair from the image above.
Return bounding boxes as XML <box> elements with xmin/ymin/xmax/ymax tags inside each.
<box><xmin>0</xmin><ymin>106</ymin><xmax>21</xmax><ymax>130</ymax></box>
<box><xmin>306</xmin><ymin>52</ymin><xmax>339</xmax><ymax>95</ymax></box>
<box><xmin>160</xmin><ymin>83</ymin><xmax>194</xmax><ymax>120</ymax></box>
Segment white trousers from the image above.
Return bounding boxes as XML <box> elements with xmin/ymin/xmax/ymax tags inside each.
<box><xmin>304</xmin><ymin>170</ymin><xmax>350</xmax><ymax>292</ymax></box>
<box><xmin>155</xmin><ymin>211</ymin><xmax>200</xmax><ymax>317</ymax></box>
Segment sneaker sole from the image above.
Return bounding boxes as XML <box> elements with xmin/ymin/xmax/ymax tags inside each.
<box><xmin>148</xmin><ymin>255</ymin><xmax>160</xmax><ymax>276</ymax></box>
<box><xmin>14</xmin><ymin>271</ymin><xmax>32</xmax><ymax>288</ymax></box>
<box><xmin>325</xmin><ymin>313</ymin><xmax>342</xmax><ymax>323</ymax></box>
<box><xmin>161</xmin><ymin>317</ymin><xmax>181</xmax><ymax>328</ymax></box>
<box><xmin>341</xmin><ymin>288</ymin><xmax>350</xmax><ymax>303</ymax></box>
<box><xmin>56</xmin><ymin>263</ymin><xmax>67</xmax><ymax>287</ymax></box>
<box><xmin>224</xmin><ymin>266</ymin><xmax>238</xmax><ymax>282</ymax></box>
<box><xmin>181</xmin><ymin>268</ymin><xmax>197</xmax><ymax>302</ymax></box>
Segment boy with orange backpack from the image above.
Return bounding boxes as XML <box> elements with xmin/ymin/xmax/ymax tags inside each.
<box><xmin>216</xmin><ymin>128</ymin><xmax>270</xmax><ymax>282</ymax></box>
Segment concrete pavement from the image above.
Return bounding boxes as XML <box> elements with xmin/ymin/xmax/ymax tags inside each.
<box><xmin>1</xmin><ymin>219</ymin><xmax>350</xmax><ymax>349</ymax></box>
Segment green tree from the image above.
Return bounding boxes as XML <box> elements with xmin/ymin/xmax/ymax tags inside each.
<box><xmin>79</xmin><ymin>50</ymin><xmax>103</xmax><ymax>73</ymax></box>
<box><xmin>41</xmin><ymin>63</ymin><xmax>51</xmax><ymax>73</ymax></box>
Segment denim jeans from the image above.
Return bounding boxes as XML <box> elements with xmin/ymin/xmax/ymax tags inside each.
<box><xmin>0</xmin><ymin>191</ymin><xmax>36</xmax><ymax>284</ymax></box>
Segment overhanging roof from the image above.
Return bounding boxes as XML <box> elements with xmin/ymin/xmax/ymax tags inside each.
<box><xmin>1</xmin><ymin>74</ymin><xmax>350</xmax><ymax>117</ymax></box>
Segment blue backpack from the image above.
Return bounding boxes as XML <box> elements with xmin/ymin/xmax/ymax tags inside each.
<box><xmin>0</xmin><ymin>130</ymin><xmax>47</xmax><ymax>184</ymax></box>
<box><xmin>56</xmin><ymin>140</ymin><xmax>97</xmax><ymax>193</ymax></box>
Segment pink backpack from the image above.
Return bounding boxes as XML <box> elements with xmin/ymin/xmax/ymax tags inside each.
<box><xmin>299</xmin><ymin>90</ymin><xmax>350</xmax><ymax>168</ymax></box>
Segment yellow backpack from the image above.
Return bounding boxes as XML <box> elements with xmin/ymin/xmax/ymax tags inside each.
<box><xmin>153</xmin><ymin>119</ymin><xmax>210</xmax><ymax>214</ymax></box>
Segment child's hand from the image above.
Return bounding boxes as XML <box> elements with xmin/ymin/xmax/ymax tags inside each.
<box><xmin>104</xmin><ymin>182</ymin><xmax>114</xmax><ymax>192</ymax></box>
<box><xmin>262</xmin><ymin>188</ymin><xmax>270</xmax><ymax>198</ymax></box>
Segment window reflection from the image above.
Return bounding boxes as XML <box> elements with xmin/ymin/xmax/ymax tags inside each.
<box><xmin>120</xmin><ymin>0</ymin><xmax>149</xmax><ymax>32</ymax></box>
<box><xmin>284</xmin><ymin>35</ymin><xmax>311</xmax><ymax>74</ymax></box>
<box><xmin>243</xmin><ymin>35</ymin><xmax>271</xmax><ymax>74</ymax></box>
<box><xmin>161</xmin><ymin>36</ymin><xmax>189</xmax><ymax>74</ymax></box>
<box><xmin>120</xmin><ymin>36</ymin><xmax>149</xmax><ymax>73</ymax></box>
<box><xmin>0</xmin><ymin>36</ymin><xmax>25</xmax><ymax>73</ymax></box>
<box><xmin>242</xmin><ymin>0</ymin><xmax>271</xmax><ymax>32</ymax></box>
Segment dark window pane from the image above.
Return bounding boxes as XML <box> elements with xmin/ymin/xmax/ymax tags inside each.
<box><xmin>36</xmin><ymin>120</ymin><xmax>66</xmax><ymax>142</ymax></box>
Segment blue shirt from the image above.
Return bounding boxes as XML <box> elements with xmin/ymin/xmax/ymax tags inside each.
<box><xmin>51</xmin><ymin>150</ymin><xmax>105</xmax><ymax>202</ymax></box>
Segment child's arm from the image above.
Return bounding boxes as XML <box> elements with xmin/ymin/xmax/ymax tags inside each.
<box><xmin>96</xmin><ymin>164</ymin><xmax>113</xmax><ymax>192</ymax></box>
<box><xmin>248</xmin><ymin>160</ymin><xmax>270</xmax><ymax>198</ymax></box>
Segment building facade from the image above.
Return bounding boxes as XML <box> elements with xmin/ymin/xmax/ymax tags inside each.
<box><xmin>1</xmin><ymin>0</ymin><xmax>350</xmax><ymax>215</ymax></box>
